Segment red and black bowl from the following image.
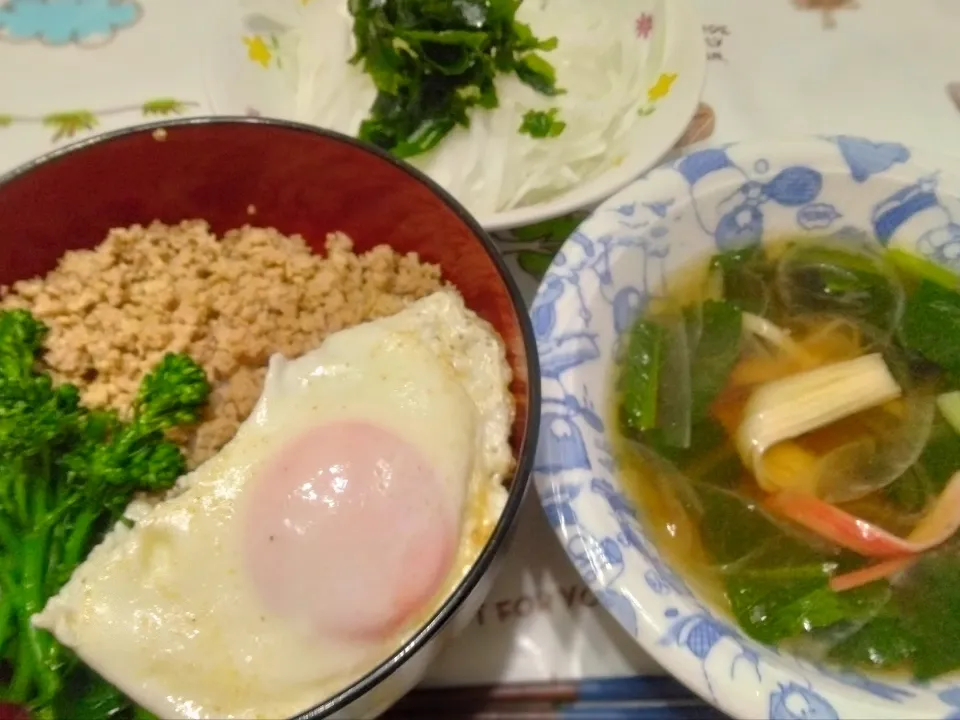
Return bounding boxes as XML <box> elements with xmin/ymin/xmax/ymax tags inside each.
<box><xmin>0</xmin><ymin>117</ymin><xmax>539</xmax><ymax>720</ymax></box>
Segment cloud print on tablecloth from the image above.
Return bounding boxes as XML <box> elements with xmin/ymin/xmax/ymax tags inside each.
<box><xmin>0</xmin><ymin>0</ymin><xmax>143</xmax><ymax>47</ymax></box>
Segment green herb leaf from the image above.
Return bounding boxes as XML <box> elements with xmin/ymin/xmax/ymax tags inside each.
<box><xmin>690</xmin><ymin>481</ymin><xmax>891</xmax><ymax>647</ymax></box>
<box><xmin>512</xmin><ymin>21</ymin><xmax>558</xmax><ymax>52</ymax></box>
<box><xmin>639</xmin><ymin>418</ymin><xmax>741</xmax><ymax>491</ymax></box>
<box><xmin>519</xmin><ymin>108</ymin><xmax>565</xmax><ymax>138</ymax></box>
<box><xmin>349</xmin><ymin>0</ymin><xmax>562</xmax><ymax>158</ymax></box>
<box><xmin>900</xmin><ymin>279</ymin><xmax>960</xmax><ymax>375</ymax></box>
<box><xmin>708</xmin><ymin>245</ymin><xmax>769</xmax><ymax>315</ymax></box>
<box><xmin>728</xmin><ymin>570</ymin><xmax>889</xmax><ymax>645</ymax></box>
<box><xmin>390</xmin><ymin>117</ymin><xmax>458</xmax><ymax>158</ymax></box>
<box><xmin>515</xmin><ymin>53</ymin><xmax>563</xmax><ymax>95</ymax></box>
<box><xmin>829</xmin><ymin>615</ymin><xmax>915</xmax><ymax>671</ymax></box>
<box><xmin>899</xmin><ymin>553</ymin><xmax>960</xmax><ymax>679</ymax></box>
<box><xmin>827</xmin><ymin>552</ymin><xmax>960</xmax><ymax>678</ymax></box>
<box><xmin>693</xmin><ymin>482</ymin><xmax>787</xmax><ymax>564</ymax></box>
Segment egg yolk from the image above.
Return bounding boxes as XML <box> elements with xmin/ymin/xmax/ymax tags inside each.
<box><xmin>244</xmin><ymin>420</ymin><xmax>457</xmax><ymax>641</ymax></box>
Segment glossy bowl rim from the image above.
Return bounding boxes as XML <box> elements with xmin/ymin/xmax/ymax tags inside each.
<box><xmin>0</xmin><ymin>116</ymin><xmax>542</xmax><ymax>720</ymax></box>
<box><xmin>528</xmin><ymin>135</ymin><xmax>960</xmax><ymax>720</ymax></box>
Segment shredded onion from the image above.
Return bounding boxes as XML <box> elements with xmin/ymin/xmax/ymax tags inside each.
<box><xmin>741</xmin><ymin>313</ymin><xmax>812</xmax><ymax>362</ymax></box>
<box><xmin>244</xmin><ymin>0</ymin><xmax>655</xmax><ymax>216</ymax></box>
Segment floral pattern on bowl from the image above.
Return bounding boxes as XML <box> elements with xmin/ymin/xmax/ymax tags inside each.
<box><xmin>531</xmin><ymin>135</ymin><xmax>960</xmax><ymax>719</ymax></box>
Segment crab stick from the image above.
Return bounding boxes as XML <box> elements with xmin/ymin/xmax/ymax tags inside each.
<box><xmin>765</xmin><ymin>470</ymin><xmax>960</xmax><ymax>559</ymax></box>
<box><xmin>828</xmin><ymin>557</ymin><xmax>917</xmax><ymax>593</ymax></box>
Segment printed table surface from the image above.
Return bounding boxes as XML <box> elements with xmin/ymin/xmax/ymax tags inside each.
<box><xmin>2</xmin><ymin>0</ymin><xmax>960</xmax><ymax>716</ymax></box>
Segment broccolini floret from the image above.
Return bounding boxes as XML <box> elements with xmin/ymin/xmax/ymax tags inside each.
<box><xmin>0</xmin><ymin>310</ymin><xmax>210</xmax><ymax>719</ymax></box>
<box><xmin>135</xmin><ymin>351</ymin><xmax>211</xmax><ymax>432</ymax></box>
<box><xmin>0</xmin><ymin>309</ymin><xmax>47</xmax><ymax>382</ymax></box>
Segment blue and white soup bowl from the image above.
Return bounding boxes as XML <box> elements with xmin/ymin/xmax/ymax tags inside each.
<box><xmin>531</xmin><ymin>136</ymin><xmax>960</xmax><ymax>720</ymax></box>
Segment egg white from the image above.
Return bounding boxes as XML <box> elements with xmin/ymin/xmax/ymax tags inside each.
<box><xmin>33</xmin><ymin>290</ymin><xmax>514</xmax><ymax>719</ymax></box>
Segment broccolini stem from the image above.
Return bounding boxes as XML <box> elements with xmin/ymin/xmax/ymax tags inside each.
<box><xmin>20</xmin><ymin>527</ymin><xmax>59</xmax><ymax>702</ymax></box>
<box><xmin>24</xmin><ymin>622</ymin><xmax>60</xmax><ymax>704</ymax></box>
<box><xmin>44</xmin><ymin>541</ymin><xmax>62</xmax><ymax>601</ymax></box>
<box><xmin>36</xmin><ymin>449</ymin><xmax>50</xmax><ymax>519</ymax></box>
<box><xmin>60</xmin><ymin>510</ymin><xmax>98</xmax><ymax>585</ymax></box>
<box><xmin>0</xmin><ymin>514</ymin><xmax>19</xmax><ymax>554</ymax></box>
<box><xmin>0</xmin><ymin>555</ymin><xmax>17</xmax><ymax>658</ymax></box>
<box><xmin>0</xmin><ymin>477</ymin><xmax>12</xmax><ymax>525</ymax></box>
<box><xmin>0</xmin><ymin>584</ymin><xmax>12</xmax><ymax>661</ymax></box>
<box><xmin>6</xmin><ymin>636</ymin><xmax>33</xmax><ymax>702</ymax></box>
<box><xmin>12</xmin><ymin>472</ymin><xmax>27</xmax><ymax>527</ymax></box>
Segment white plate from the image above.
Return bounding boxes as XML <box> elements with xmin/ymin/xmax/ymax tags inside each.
<box><xmin>200</xmin><ymin>0</ymin><xmax>705</xmax><ymax>232</ymax></box>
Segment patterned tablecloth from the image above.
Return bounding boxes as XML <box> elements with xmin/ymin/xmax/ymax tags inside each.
<box><xmin>2</xmin><ymin>0</ymin><xmax>960</xmax><ymax>715</ymax></box>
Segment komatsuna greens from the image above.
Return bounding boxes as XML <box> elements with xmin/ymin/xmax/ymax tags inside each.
<box><xmin>348</xmin><ymin>0</ymin><xmax>563</xmax><ymax>158</ymax></box>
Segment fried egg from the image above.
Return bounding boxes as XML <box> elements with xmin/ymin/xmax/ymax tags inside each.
<box><xmin>33</xmin><ymin>290</ymin><xmax>514</xmax><ymax>719</ymax></box>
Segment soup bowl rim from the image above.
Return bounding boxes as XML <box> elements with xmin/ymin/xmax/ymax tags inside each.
<box><xmin>531</xmin><ymin>134</ymin><xmax>960</xmax><ymax>720</ymax></box>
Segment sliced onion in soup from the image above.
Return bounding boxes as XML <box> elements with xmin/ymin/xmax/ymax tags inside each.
<box><xmin>817</xmin><ymin>389</ymin><xmax>935</xmax><ymax>503</ymax></box>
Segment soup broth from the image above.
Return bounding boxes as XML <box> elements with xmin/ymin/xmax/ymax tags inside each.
<box><xmin>613</xmin><ymin>237</ymin><xmax>960</xmax><ymax>680</ymax></box>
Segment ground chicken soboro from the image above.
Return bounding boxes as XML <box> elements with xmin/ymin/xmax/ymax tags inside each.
<box><xmin>0</xmin><ymin>220</ymin><xmax>443</xmax><ymax>467</ymax></box>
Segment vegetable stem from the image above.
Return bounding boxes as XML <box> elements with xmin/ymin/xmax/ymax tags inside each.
<box><xmin>21</xmin><ymin>528</ymin><xmax>59</xmax><ymax>702</ymax></box>
<box><xmin>6</xmin><ymin>638</ymin><xmax>34</xmax><ymax>703</ymax></box>
<box><xmin>12</xmin><ymin>471</ymin><xmax>27</xmax><ymax>528</ymax></box>
<box><xmin>60</xmin><ymin>511</ymin><xmax>99</xmax><ymax>587</ymax></box>
<box><xmin>619</xmin><ymin>321</ymin><xmax>664</xmax><ymax>433</ymax></box>
<box><xmin>888</xmin><ymin>248</ymin><xmax>959</xmax><ymax>289</ymax></box>
<box><xmin>0</xmin><ymin>582</ymin><xmax>13</xmax><ymax>660</ymax></box>
<box><xmin>0</xmin><ymin>515</ymin><xmax>19</xmax><ymax>555</ymax></box>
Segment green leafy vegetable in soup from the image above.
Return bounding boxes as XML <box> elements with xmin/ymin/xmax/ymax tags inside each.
<box><xmin>0</xmin><ymin>309</ymin><xmax>209</xmax><ymax>719</ymax></box>
<box><xmin>349</xmin><ymin>0</ymin><xmax>562</xmax><ymax>158</ymax></box>
<box><xmin>613</xmin><ymin>239</ymin><xmax>960</xmax><ymax>679</ymax></box>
